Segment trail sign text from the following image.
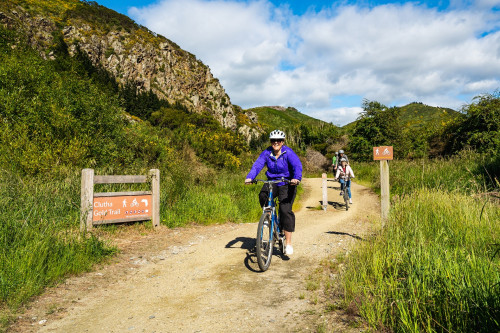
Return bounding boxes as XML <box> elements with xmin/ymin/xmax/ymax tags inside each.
<box><xmin>93</xmin><ymin>195</ymin><xmax>152</xmax><ymax>222</ymax></box>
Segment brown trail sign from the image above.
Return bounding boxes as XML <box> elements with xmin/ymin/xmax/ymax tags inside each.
<box><xmin>81</xmin><ymin>169</ymin><xmax>160</xmax><ymax>231</ymax></box>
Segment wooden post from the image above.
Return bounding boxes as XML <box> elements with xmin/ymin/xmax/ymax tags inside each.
<box><xmin>380</xmin><ymin>160</ymin><xmax>390</xmax><ymax>225</ymax></box>
<box><xmin>81</xmin><ymin>168</ymin><xmax>94</xmax><ymax>232</ymax></box>
<box><xmin>150</xmin><ymin>169</ymin><xmax>160</xmax><ymax>228</ymax></box>
<box><xmin>322</xmin><ymin>173</ymin><xmax>328</xmax><ymax>211</ymax></box>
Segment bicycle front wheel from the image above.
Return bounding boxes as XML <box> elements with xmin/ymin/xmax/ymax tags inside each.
<box><xmin>256</xmin><ymin>212</ymin><xmax>275</xmax><ymax>271</ymax></box>
<box><xmin>344</xmin><ymin>190</ymin><xmax>349</xmax><ymax>211</ymax></box>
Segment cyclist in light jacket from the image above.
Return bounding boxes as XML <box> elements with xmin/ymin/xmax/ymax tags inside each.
<box><xmin>245</xmin><ymin>130</ymin><xmax>302</xmax><ymax>256</ymax></box>
<box><xmin>335</xmin><ymin>158</ymin><xmax>355</xmax><ymax>204</ymax></box>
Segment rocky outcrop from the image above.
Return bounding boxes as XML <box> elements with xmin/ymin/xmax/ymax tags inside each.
<box><xmin>0</xmin><ymin>2</ymin><xmax>237</xmax><ymax>130</ymax></box>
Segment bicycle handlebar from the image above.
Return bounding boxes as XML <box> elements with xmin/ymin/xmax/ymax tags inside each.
<box><xmin>251</xmin><ymin>177</ymin><xmax>291</xmax><ymax>184</ymax></box>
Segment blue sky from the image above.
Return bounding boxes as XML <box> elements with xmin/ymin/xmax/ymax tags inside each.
<box><xmin>95</xmin><ymin>0</ymin><xmax>500</xmax><ymax>125</ymax></box>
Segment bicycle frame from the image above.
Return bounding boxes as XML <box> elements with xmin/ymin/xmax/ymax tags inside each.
<box><xmin>257</xmin><ymin>179</ymin><xmax>285</xmax><ymax>240</ymax></box>
<box><xmin>253</xmin><ymin>178</ymin><xmax>290</xmax><ymax>271</ymax></box>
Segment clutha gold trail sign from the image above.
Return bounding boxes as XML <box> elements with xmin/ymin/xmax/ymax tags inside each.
<box><xmin>80</xmin><ymin>169</ymin><xmax>160</xmax><ymax>231</ymax></box>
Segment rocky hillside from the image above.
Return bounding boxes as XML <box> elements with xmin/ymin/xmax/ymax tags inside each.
<box><xmin>0</xmin><ymin>0</ymin><xmax>256</xmax><ymax>134</ymax></box>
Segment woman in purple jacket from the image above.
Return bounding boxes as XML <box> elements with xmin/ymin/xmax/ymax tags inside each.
<box><xmin>245</xmin><ymin>130</ymin><xmax>302</xmax><ymax>255</ymax></box>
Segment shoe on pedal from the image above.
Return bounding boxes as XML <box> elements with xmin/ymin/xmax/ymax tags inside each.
<box><xmin>349</xmin><ymin>199</ymin><xmax>352</xmax><ymax>204</ymax></box>
<box><xmin>285</xmin><ymin>245</ymin><xmax>293</xmax><ymax>255</ymax></box>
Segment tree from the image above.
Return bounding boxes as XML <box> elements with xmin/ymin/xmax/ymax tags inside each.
<box><xmin>444</xmin><ymin>91</ymin><xmax>500</xmax><ymax>155</ymax></box>
<box><xmin>349</xmin><ymin>100</ymin><xmax>405</xmax><ymax>161</ymax></box>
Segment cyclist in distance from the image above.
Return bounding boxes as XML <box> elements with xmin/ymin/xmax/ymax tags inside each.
<box><xmin>336</xmin><ymin>149</ymin><xmax>349</xmax><ymax>169</ymax></box>
<box><xmin>332</xmin><ymin>151</ymin><xmax>338</xmax><ymax>177</ymax></box>
<box><xmin>335</xmin><ymin>157</ymin><xmax>355</xmax><ymax>204</ymax></box>
<box><xmin>245</xmin><ymin>130</ymin><xmax>303</xmax><ymax>255</ymax></box>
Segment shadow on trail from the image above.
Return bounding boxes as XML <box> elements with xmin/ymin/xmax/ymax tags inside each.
<box><xmin>225</xmin><ymin>236</ymin><xmax>289</xmax><ymax>273</ymax></box>
<box><xmin>306</xmin><ymin>200</ymin><xmax>347</xmax><ymax>210</ymax></box>
<box><xmin>326</xmin><ymin>231</ymin><xmax>364</xmax><ymax>241</ymax></box>
<box><xmin>329</xmin><ymin>201</ymin><xmax>347</xmax><ymax>210</ymax></box>
<box><xmin>225</xmin><ymin>236</ymin><xmax>255</xmax><ymax>250</ymax></box>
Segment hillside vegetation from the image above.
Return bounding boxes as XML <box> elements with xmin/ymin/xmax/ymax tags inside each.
<box><xmin>0</xmin><ymin>24</ymin><xmax>257</xmax><ymax>324</ymax></box>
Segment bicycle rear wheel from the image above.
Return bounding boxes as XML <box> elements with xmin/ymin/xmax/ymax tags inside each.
<box><xmin>256</xmin><ymin>212</ymin><xmax>274</xmax><ymax>271</ymax></box>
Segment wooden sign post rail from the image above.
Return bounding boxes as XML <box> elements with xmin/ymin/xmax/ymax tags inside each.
<box><xmin>80</xmin><ymin>169</ymin><xmax>160</xmax><ymax>231</ymax></box>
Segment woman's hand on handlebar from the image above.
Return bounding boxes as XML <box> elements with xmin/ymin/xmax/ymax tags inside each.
<box><xmin>290</xmin><ymin>179</ymin><xmax>300</xmax><ymax>185</ymax></box>
<box><xmin>245</xmin><ymin>178</ymin><xmax>253</xmax><ymax>185</ymax></box>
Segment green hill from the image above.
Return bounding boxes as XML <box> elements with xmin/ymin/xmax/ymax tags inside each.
<box><xmin>342</xmin><ymin>102</ymin><xmax>460</xmax><ymax>135</ymax></box>
<box><xmin>399</xmin><ymin>102</ymin><xmax>459</xmax><ymax>128</ymax></box>
<box><xmin>247</xmin><ymin>106</ymin><xmax>331</xmax><ymax>130</ymax></box>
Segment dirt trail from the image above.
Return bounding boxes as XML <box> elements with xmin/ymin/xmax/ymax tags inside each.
<box><xmin>13</xmin><ymin>178</ymin><xmax>380</xmax><ymax>333</ymax></box>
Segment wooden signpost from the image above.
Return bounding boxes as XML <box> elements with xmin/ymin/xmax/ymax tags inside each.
<box><xmin>373</xmin><ymin>146</ymin><xmax>393</xmax><ymax>225</ymax></box>
<box><xmin>322</xmin><ymin>173</ymin><xmax>328</xmax><ymax>211</ymax></box>
<box><xmin>80</xmin><ymin>169</ymin><xmax>160</xmax><ymax>231</ymax></box>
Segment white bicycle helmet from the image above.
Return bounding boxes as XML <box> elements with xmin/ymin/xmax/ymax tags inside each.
<box><xmin>269</xmin><ymin>130</ymin><xmax>286</xmax><ymax>140</ymax></box>
<box><xmin>340</xmin><ymin>157</ymin><xmax>347</xmax><ymax>162</ymax></box>
<box><xmin>339</xmin><ymin>149</ymin><xmax>344</xmax><ymax>154</ymax></box>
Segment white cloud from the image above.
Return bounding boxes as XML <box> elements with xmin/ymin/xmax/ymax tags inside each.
<box><xmin>308</xmin><ymin>107</ymin><xmax>364</xmax><ymax>126</ymax></box>
<box><xmin>129</xmin><ymin>0</ymin><xmax>500</xmax><ymax>126</ymax></box>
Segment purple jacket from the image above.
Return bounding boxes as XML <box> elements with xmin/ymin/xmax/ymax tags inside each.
<box><xmin>246</xmin><ymin>145</ymin><xmax>303</xmax><ymax>185</ymax></box>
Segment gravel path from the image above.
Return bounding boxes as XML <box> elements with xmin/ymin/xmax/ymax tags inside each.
<box><xmin>12</xmin><ymin>178</ymin><xmax>379</xmax><ymax>333</ymax></box>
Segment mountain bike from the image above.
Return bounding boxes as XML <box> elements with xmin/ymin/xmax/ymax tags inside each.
<box><xmin>337</xmin><ymin>175</ymin><xmax>352</xmax><ymax>211</ymax></box>
<box><xmin>252</xmin><ymin>178</ymin><xmax>289</xmax><ymax>272</ymax></box>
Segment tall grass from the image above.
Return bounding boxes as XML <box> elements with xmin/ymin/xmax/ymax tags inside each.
<box><xmin>0</xmin><ymin>170</ymin><xmax>115</xmax><ymax>308</ymax></box>
<box><xmin>335</xmin><ymin>152</ymin><xmax>500</xmax><ymax>332</ymax></box>
<box><xmin>342</xmin><ymin>190</ymin><xmax>499</xmax><ymax>332</ymax></box>
<box><xmin>161</xmin><ymin>170</ymin><xmax>263</xmax><ymax>227</ymax></box>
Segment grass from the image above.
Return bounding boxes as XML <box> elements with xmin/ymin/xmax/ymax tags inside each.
<box><xmin>330</xmin><ymin>152</ymin><xmax>500</xmax><ymax>332</ymax></box>
<box><xmin>0</xmin><ymin>170</ymin><xmax>116</xmax><ymax>311</ymax></box>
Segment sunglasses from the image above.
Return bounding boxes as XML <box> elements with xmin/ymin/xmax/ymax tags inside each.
<box><xmin>270</xmin><ymin>139</ymin><xmax>283</xmax><ymax>143</ymax></box>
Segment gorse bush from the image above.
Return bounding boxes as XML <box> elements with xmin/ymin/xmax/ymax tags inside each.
<box><xmin>0</xmin><ymin>48</ymin><xmax>125</xmax><ymax>175</ymax></box>
<box><xmin>443</xmin><ymin>91</ymin><xmax>500</xmax><ymax>156</ymax></box>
